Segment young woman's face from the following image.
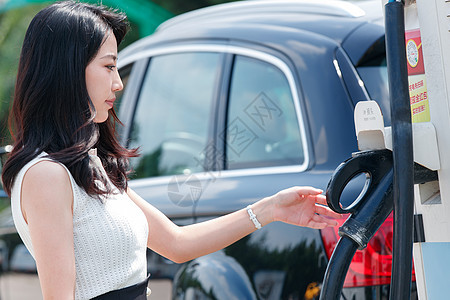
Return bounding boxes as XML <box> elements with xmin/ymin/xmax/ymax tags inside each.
<box><xmin>85</xmin><ymin>33</ymin><xmax>123</xmax><ymax>123</ymax></box>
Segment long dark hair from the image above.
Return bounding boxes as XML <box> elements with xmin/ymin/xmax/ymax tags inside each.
<box><xmin>1</xmin><ymin>1</ymin><xmax>137</xmax><ymax>196</ymax></box>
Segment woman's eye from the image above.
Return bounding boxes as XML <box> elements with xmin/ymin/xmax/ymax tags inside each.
<box><xmin>106</xmin><ymin>65</ymin><xmax>116</xmax><ymax>71</ymax></box>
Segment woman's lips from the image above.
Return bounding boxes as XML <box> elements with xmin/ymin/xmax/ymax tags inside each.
<box><xmin>105</xmin><ymin>99</ymin><xmax>115</xmax><ymax>108</ymax></box>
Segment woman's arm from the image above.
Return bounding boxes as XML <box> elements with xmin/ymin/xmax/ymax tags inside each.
<box><xmin>127</xmin><ymin>186</ymin><xmax>340</xmax><ymax>264</ymax></box>
<box><xmin>22</xmin><ymin>161</ymin><xmax>76</xmax><ymax>300</ymax></box>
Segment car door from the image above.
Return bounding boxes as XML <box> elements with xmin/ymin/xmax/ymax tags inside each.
<box><xmin>188</xmin><ymin>46</ymin><xmax>334</xmax><ymax>299</ymax></box>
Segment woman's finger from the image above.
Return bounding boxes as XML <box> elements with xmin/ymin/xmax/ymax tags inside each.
<box><xmin>311</xmin><ymin>213</ymin><xmax>339</xmax><ymax>227</ymax></box>
<box><xmin>313</xmin><ymin>194</ymin><xmax>327</xmax><ymax>205</ymax></box>
<box><xmin>309</xmin><ymin>222</ymin><xmax>329</xmax><ymax>229</ymax></box>
<box><xmin>315</xmin><ymin>204</ymin><xmax>342</xmax><ymax>219</ymax></box>
<box><xmin>308</xmin><ymin>214</ymin><xmax>335</xmax><ymax>229</ymax></box>
<box><xmin>291</xmin><ymin>186</ymin><xmax>324</xmax><ymax>195</ymax></box>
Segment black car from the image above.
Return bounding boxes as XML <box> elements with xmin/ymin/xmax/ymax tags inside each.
<box><xmin>0</xmin><ymin>0</ymin><xmax>416</xmax><ymax>299</ymax></box>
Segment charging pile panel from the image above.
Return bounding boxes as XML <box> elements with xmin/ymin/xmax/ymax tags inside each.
<box><xmin>404</xmin><ymin>0</ymin><xmax>450</xmax><ymax>298</ymax></box>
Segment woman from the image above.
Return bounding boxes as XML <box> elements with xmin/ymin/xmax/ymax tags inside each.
<box><xmin>1</xmin><ymin>1</ymin><xmax>340</xmax><ymax>299</ymax></box>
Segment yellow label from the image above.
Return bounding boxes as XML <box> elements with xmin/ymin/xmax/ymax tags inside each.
<box><xmin>409</xmin><ymin>74</ymin><xmax>430</xmax><ymax>123</ymax></box>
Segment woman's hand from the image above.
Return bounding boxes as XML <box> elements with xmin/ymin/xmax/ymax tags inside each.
<box><xmin>267</xmin><ymin>186</ymin><xmax>341</xmax><ymax>229</ymax></box>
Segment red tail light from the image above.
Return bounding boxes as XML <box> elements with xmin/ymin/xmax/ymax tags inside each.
<box><xmin>321</xmin><ymin>212</ymin><xmax>415</xmax><ymax>287</ymax></box>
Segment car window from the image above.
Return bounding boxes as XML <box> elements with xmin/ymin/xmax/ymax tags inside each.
<box><xmin>225</xmin><ymin>55</ymin><xmax>304</xmax><ymax>170</ymax></box>
<box><xmin>117</xmin><ymin>64</ymin><xmax>132</xmax><ymax>109</ymax></box>
<box><xmin>357</xmin><ymin>56</ymin><xmax>391</xmax><ymax>125</ymax></box>
<box><xmin>128</xmin><ymin>52</ymin><xmax>221</xmax><ymax>178</ymax></box>
<box><xmin>116</xmin><ymin>64</ymin><xmax>133</xmax><ymax>138</ymax></box>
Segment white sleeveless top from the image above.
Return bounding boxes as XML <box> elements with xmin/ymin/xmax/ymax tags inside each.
<box><xmin>10</xmin><ymin>151</ymin><xmax>149</xmax><ymax>300</ymax></box>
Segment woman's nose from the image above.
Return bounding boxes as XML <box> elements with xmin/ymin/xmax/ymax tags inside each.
<box><xmin>113</xmin><ymin>70</ymin><xmax>123</xmax><ymax>92</ymax></box>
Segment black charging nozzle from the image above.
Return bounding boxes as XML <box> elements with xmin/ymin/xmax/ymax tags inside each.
<box><xmin>319</xmin><ymin>149</ymin><xmax>437</xmax><ymax>300</ymax></box>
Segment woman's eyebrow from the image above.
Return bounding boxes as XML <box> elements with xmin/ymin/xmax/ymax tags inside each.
<box><xmin>100</xmin><ymin>54</ymin><xmax>117</xmax><ymax>61</ymax></box>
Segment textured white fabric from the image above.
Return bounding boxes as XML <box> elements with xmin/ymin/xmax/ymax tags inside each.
<box><xmin>11</xmin><ymin>151</ymin><xmax>149</xmax><ymax>300</ymax></box>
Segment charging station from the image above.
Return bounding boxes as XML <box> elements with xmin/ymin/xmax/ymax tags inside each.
<box><xmin>321</xmin><ymin>0</ymin><xmax>450</xmax><ymax>299</ymax></box>
<box><xmin>402</xmin><ymin>0</ymin><xmax>450</xmax><ymax>298</ymax></box>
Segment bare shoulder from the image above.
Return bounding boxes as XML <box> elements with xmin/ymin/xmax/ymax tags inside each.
<box><xmin>24</xmin><ymin>160</ymin><xmax>70</xmax><ymax>186</ymax></box>
<box><xmin>22</xmin><ymin>160</ymin><xmax>72</xmax><ymax>205</ymax></box>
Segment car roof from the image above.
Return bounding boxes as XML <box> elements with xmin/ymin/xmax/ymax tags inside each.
<box><xmin>157</xmin><ymin>0</ymin><xmax>382</xmax><ymax>38</ymax></box>
<box><xmin>120</xmin><ymin>0</ymin><xmax>384</xmax><ymax>66</ymax></box>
